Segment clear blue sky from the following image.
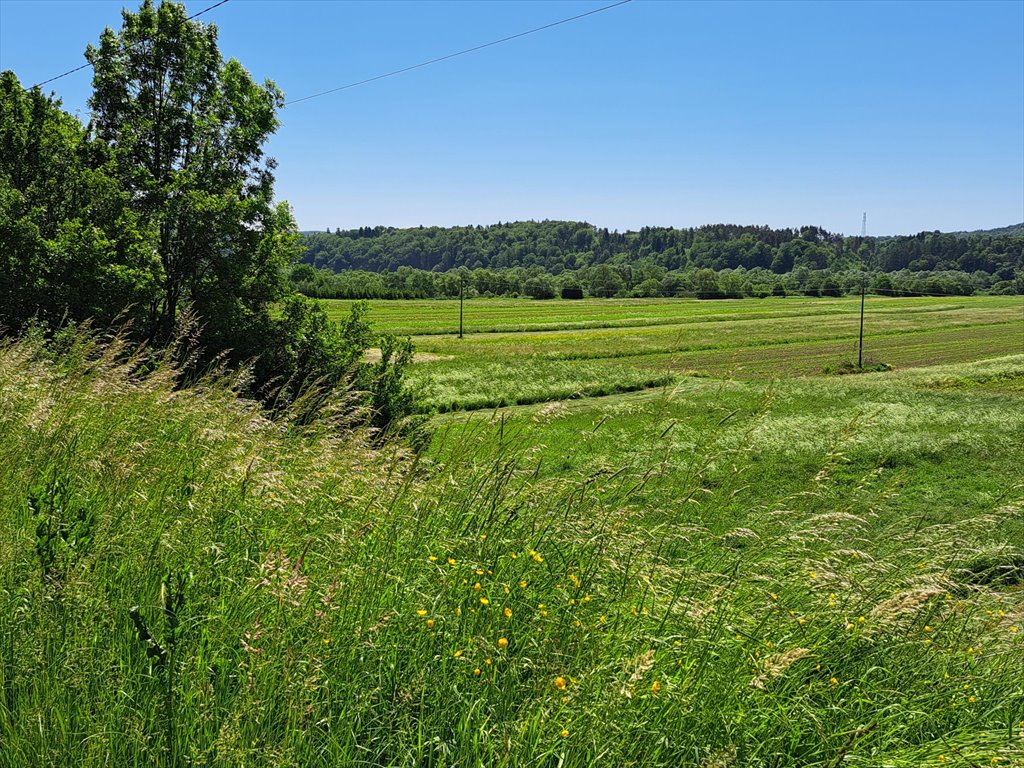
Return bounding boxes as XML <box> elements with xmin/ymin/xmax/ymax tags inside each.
<box><xmin>2</xmin><ymin>0</ymin><xmax>1022</xmax><ymax>235</ymax></box>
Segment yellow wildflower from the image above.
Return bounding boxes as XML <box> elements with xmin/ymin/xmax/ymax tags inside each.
<box><xmin>651</xmin><ymin>680</ymin><xmax>661</xmax><ymax>695</ymax></box>
<box><xmin>503</xmin><ymin>607</ymin><xmax>513</xmax><ymax>618</ymax></box>
<box><xmin>560</xmin><ymin>729</ymin><xmax>569</xmax><ymax>738</ymax></box>
<box><xmin>497</xmin><ymin>637</ymin><xmax>509</xmax><ymax>649</ymax></box>
<box><xmin>530</xmin><ymin>549</ymin><xmax>544</xmax><ymax>563</ymax></box>
<box><xmin>447</xmin><ymin>558</ymin><xmax>457</xmax><ymax>566</ymax></box>
<box><xmin>428</xmin><ymin>555</ymin><xmax>438</xmax><ymax>562</ymax></box>
<box><xmin>417</xmin><ymin>609</ymin><xmax>428</xmax><ymax>616</ymax></box>
<box><xmin>426</xmin><ymin>619</ymin><xmax>435</xmax><ymax>629</ymax></box>
<box><xmin>454</xmin><ymin>649</ymin><xmax>463</xmax><ymax>658</ymax></box>
<box><xmin>554</xmin><ymin>676</ymin><xmax>566</xmax><ymax>690</ymax></box>
<box><xmin>480</xmin><ymin>597</ymin><xmax>489</xmax><ymax>606</ymax></box>
<box><xmin>473</xmin><ymin>582</ymin><xmax>482</xmax><ymax>591</ymax></box>
<box><xmin>474</xmin><ymin>668</ymin><xmax>481</xmax><ymax>677</ymax></box>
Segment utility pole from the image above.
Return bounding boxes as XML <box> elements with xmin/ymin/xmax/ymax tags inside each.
<box><xmin>858</xmin><ymin>212</ymin><xmax>867</xmax><ymax>368</ymax></box>
<box><xmin>858</xmin><ymin>276</ymin><xmax>866</xmax><ymax>368</ymax></box>
<box><xmin>459</xmin><ymin>272</ymin><xmax>464</xmax><ymax>339</ymax></box>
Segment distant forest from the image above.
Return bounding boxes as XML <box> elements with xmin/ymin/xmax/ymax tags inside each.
<box><xmin>295</xmin><ymin>221</ymin><xmax>1024</xmax><ymax>299</ymax></box>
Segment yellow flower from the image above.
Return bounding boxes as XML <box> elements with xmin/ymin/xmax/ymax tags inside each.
<box><xmin>454</xmin><ymin>649</ymin><xmax>463</xmax><ymax>658</ymax></box>
<box><xmin>651</xmin><ymin>680</ymin><xmax>661</xmax><ymax>694</ymax></box>
<box><xmin>480</xmin><ymin>597</ymin><xmax>490</xmax><ymax>605</ymax></box>
<box><xmin>968</xmin><ymin>696</ymin><xmax>976</xmax><ymax>703</ymax></box>
<box><xmin>519</xmin><ymin>580</ymin><xmax>528</xmax><ymax>589</ymax></box>
<box><xmin>503</xmin><ymin>607</ymin><xmax>513</xmax><ymax>618</ymax></box>
<box><xmin>510</xmin><ymin>552</ymin><xmax>518</xmax><ymax>559</ymax></box>
<box><xmin>497</xmin><ymin>637</ymin><xmax>509</xmax><ymax>649</ymax></box>
<box><xmin>569</xmin><ymin>573</ymin><xmax>581</xmax><ymax>588</ymax></box>
<box><xmin>447</xmin><ymin>557</ymin><xmax>457</xmax><ymax>566</ymax></box>
<box><xmin>554</xmin><ymin>676</ymin><xmax>566</xmax><ymax>690</ymax></box>
<box><xmin>1010</xmin><ymin>626</ymin><xmax>1018</xmax><ymax>633</ymax></box>
<box><xmin>473</xmin><ymin>668</ymin><xmax>481</xmax><ymax>677</ymax></box>
<box><xmin>473</xmin><ymin>582</ymin><xmax>482</xmax><ymax>591</ymax></box>
<box><xmin>480</xmin><ymin>534</ymin><xmax>487</xmax><ymax>540</ymax></box>
<box><xmin>560</xmin><ymin>729</ymin><xmax>569</xmax><ymax>738</ymax></box>
<box><xmin>417</xmin><ymin>609</ymin><xmax>428</xmax><ymax>616</ymax></box>
<box><xmin>924</xmin><ymin>625</ymin><xmax>932</xmax><ymax>632</ymax></box>
<box><xmin>809</xmin><ymin>571</ymin><xmax>817</xmax><ymax>579</ymax></box>
<box><xmin>428</xmin><ymin>555</ymin><xmax>438</xmax><ymax>562</ymax></box>
<box><xmin>770</xmin><ymin>592</ymin><xmax>778</xmax><ymax>600</ymax></box>
<box><xmin>858</xmin><ymin>616</ymin><xmax>866</xmax><ymax>623</ymax></box>
<box><xmin>485</xmin><ymin>657</ymin><xmax>492</xmax><ymax>665</ymax></box>
<box><xmin>830</xmin><ymin>677</ymin><xmax>839</xmax><ymax>686</ymax></box>
<box><xmin>475</xmin><ymin>569</ymin><xmax>484</xmax><ymax>576</ymax></box>
<box><xmin>426</xmin><ymin>619</ymin><xmax>435</xmax><ymax>629</ymax></box>
<box><xmin>455</xmin><ymin>607</ymin><xmax>462</xmax><ymax>616</ymax></box>
<box><xmin>530</xmin><ymin>549</ymin><xmax>544</xmax><ymax>563</ymax></box>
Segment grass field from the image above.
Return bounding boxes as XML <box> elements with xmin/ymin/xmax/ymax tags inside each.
<box><xmin>323</xmin><ymin>296</ymin><xmax>1023</xmax><ymax>411</ymax></box>
<box><xmin>1</xmin><ymin>299</ymin><xmax>1022</xmax><ymax>767</ymax></box>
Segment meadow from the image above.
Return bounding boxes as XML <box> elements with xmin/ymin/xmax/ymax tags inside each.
<box><xmin>322</xmin><ymin>295</ymin><xmax>1023</xmax><ymax>411</ymax></box>
<box><xmin>1</xmin><ymin>296</ymin><xmax>1022</xmax><ymax>767</ymax></box>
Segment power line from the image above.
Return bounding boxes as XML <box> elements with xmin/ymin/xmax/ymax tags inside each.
<box><xmin>284</xmin><ymin>0</ymin><xmax>634</xmax><ymax>107</ymax></box>
<box><xmin>30</xmin><ymin>0</ymin><xmax>231</xmax><ymax>90</ymax></box>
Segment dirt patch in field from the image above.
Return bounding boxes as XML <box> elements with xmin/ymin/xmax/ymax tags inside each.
<box><xmin>363</xmin><ymin>349</ymin><xmax>453</xmax><ymax>364</ymax></box>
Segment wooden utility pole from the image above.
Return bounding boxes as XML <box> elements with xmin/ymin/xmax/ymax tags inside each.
<box><xmin>459</xmin><ymin>272</ymin><xmax>464</xmax><ymax>339</ymax></box>
<box><xmin>858</xmin><ymin>277</ymin><xmax>866</xmax><ymax>368</ymax></box>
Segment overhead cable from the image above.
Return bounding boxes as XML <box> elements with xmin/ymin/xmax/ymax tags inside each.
<box><xmin>30</xmin><ymin>0</ymin><xmax>231</xmax><ymax>89</ymax></box>
<box><xmin>284</xmin><ymin>0</ymin><xmax>633</xmax><ymax>106</ymax></box>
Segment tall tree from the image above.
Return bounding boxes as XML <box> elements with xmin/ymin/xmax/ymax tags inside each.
<box><xmin>85</xmin><ymin>0</ymin><xmax>296</xmax><ymax>355</ymax></box>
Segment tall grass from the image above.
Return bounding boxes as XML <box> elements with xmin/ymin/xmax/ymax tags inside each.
<box><xmin>0</xmin><ymin>330</ymin><xmax>1021</xmax><ymax>766</ymax></box>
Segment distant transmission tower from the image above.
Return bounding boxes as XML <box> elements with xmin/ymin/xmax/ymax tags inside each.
<box><xmin>861</xmin><ymin>212</ymin><xmax>867</xmax><ymax>238</ymax></box>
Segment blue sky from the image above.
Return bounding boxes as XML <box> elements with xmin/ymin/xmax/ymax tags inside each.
<box><xmin>2</xmin><ymin>0</ymin><xmax>1022</xmax><ymax>235</ymax></box>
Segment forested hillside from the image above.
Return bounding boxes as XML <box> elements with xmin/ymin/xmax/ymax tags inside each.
<box><xmin>295</xmin><ymin>221</ymin><xmax>1024</xmax><ymax>299</ymax></box>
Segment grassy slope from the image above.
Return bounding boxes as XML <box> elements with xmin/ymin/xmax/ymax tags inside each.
<box><xmin>1</xmin><ymin>332</ymin><xmax>1022</xmax><ymax>767</ymax></box>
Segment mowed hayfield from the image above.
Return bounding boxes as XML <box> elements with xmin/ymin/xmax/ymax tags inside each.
<box><xmin>322</xmin><ymin>295</ymin><xmax>1024</xmax><ymax>411</ymax></box>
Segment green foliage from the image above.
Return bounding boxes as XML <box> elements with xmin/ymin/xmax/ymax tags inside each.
<box><xmin>0</xmin><ymin>70</ymin><xmax>160</xmax><ymax>331</ymax></box>
<box><xmin>0</xmin><ymin>2</ymin><xmax>419</xmax><ymax>431</ymax></box>
<box><xmin>299</xmin><ymin>220</ymin><xmax>1023</xmax><ymax>298</ymax></box>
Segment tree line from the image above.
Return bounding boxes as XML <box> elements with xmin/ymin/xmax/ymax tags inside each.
<box><xmin>295</xmin><ymin>221</ymin><xmax>1023</xmax><ymax>300</ymax></box>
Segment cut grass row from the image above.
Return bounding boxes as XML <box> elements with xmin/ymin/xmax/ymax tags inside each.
<box><xmin>361</xmin><ymin>295</ymin><xmax>1022</xmax><ymax>411</ymax></box>
<box><xmin>321</xmin><ymin>295</ymin><xmax>1022</xmax><ymax>336</ymax></box>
